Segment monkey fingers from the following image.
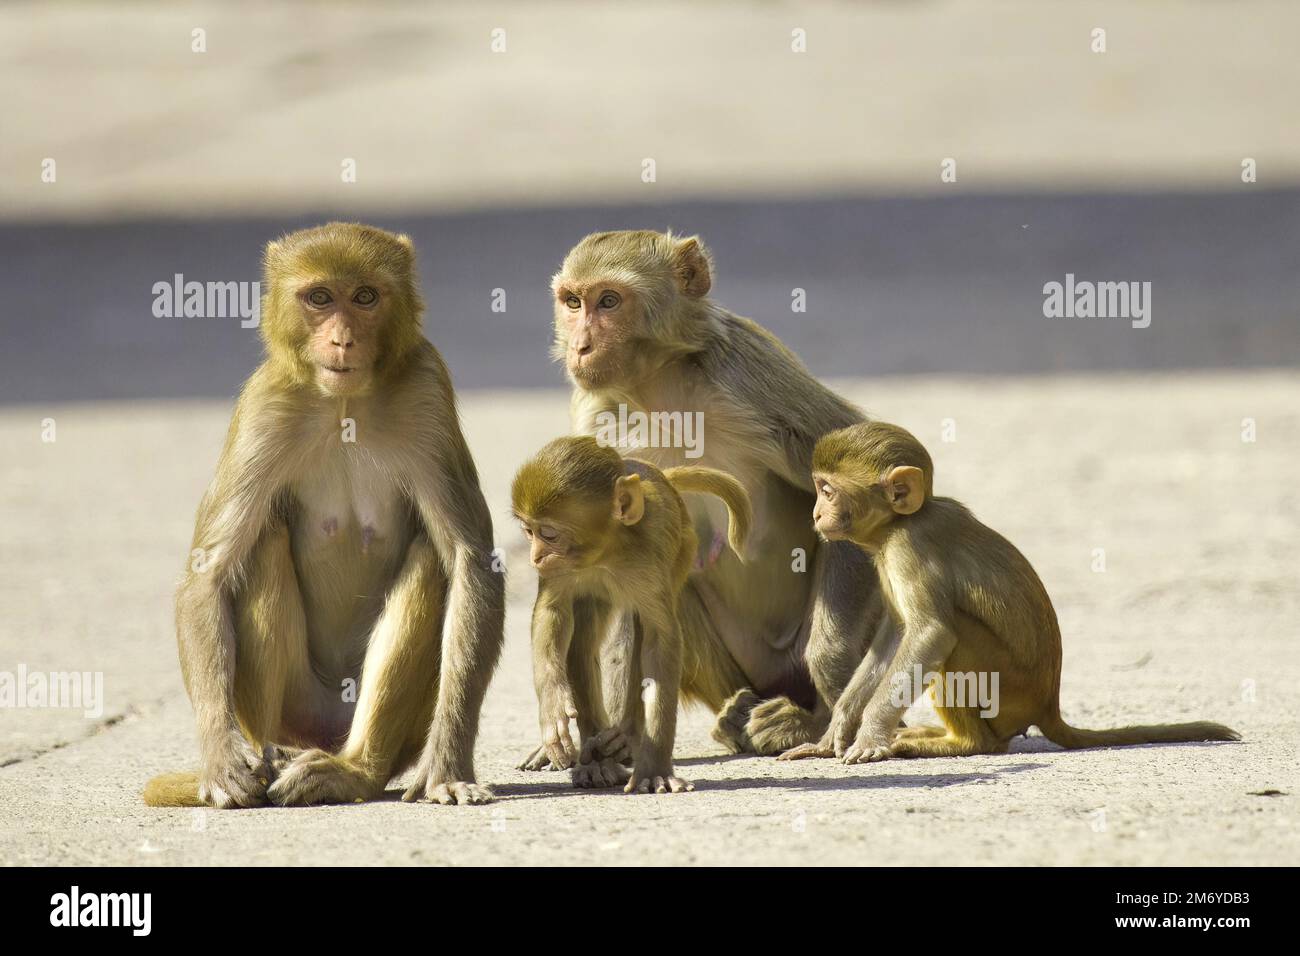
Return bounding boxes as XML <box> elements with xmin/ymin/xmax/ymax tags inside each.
<box><xmin>842</xmin><ymin>736</ymin><xmax>894</xmax><ymax>765</ymax></box>
<box><xmin>200</xmin><ymin>730</ymin><xmax>272</xmax><ymax>809</ymax></box>
<box><xmin>775</xmin><ymin>741</ymin><xmax>835</xmax><ymax>761</ymax></box>
<box><xmin>579</xmin><ymin>726</ymin><xmax>633</xmax><ymax>765</ymax></box>
<box><xmin>516</xmin><ymin>744</ymin><xmax>560</xmax><ymax>772</ymax></box>
<box><xmin>421</xmin><ymin>782</ymin><xmax>494</xmax><ymax>806</ymax></box>
<box><xmin>625</xmin><ymin>773</ymin><xmax>694</xmax><ymax>795</ymax></box>
<box><xmin>571</xmin><ymin>757</ymin><xmax>631</xmax><ymax>789</ymax></box>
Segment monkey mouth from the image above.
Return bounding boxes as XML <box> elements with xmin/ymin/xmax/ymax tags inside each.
<box><xmin>321</xmin><ymin>365</ymin><xmax>354</xmax><ymax>374</ymax></box>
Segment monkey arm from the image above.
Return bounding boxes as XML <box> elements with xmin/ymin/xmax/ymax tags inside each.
<box><xmin>174</xmin><ymin>388</ymin><xmax>295</xmax><ymax>804</ymax></box>
<box><xmin>530</xmin><ymin>596</ymin><xmax>579</xmax><ymax>767</ymax></box>
<box><xmin>405</xmin><ymin>445</ymin><xmax>506</xmax><ymax>788</ymax></box>
<box><xmin>844</xmin><ymin>619</ymin><xmax>958</xmax><ymax>764</ymax></box>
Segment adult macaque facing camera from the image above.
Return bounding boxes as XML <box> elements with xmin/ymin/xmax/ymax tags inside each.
<box><xmin>144</xmin><ymin>222</ymin><xmax>504</xmax><ymax>808</ymax></box>
<box><xmin>781</xmin><ymin>421</ymin><xmax>1240</xmax><ymax>764</ymax></box>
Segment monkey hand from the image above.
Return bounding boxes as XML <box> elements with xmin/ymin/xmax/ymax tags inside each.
<box><xmin>842</xmin><ymin>725</ymin><xmax>895</xmax><ymax>765</ymax></box>
<box><xmin>572</xmin><ymin>757</ymin><xmax>631</xmax><ymax>789</ymax></box>
<box><xmin>624</xmin><ymin>767</ymin><xmax>695</xmax><ymax>795</ymax></box>
<box><xmin>536</xmin><ymin>693</ymin><xmax>579</xmax><ymax>770</ymax></box>
<box><xmin>516</xmin><ymin>744</ymin><xmax>562</xmax><ymax>772</ymax></box>
<box><xmin>199</xmin><ymin>728</ymin><xmax>272</xmax><ymax>809</ymax></box>
<box><xmin>580</xmin><ymin>725</ymin><xmax>634</xmax><ymax>765</ymax></box>
<box><xmin>402</xmin><ymin>753</ymin><xmax>494</xmax><ymax>805</ymax></box>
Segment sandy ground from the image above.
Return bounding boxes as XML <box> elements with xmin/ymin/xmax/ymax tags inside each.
<box><xmin>1</xmin><ymin>373</ymin><xmax>1296</xmax><ymax>866</ymax></box>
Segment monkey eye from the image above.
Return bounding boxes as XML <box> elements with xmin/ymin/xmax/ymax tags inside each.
<box><xmin>306</xmin><ymin>288</ymin><xmax>333</xmax><ymax>307</ymax></box>
<box><xmin>538</xmin><ymin>525</ymin><xmax>559</xmax><ymax>542</ymax></box>
<box><xmin>597</xmin><ymin>291</ymin><xmax>621</xmax><ymax>310</ymax></box>
<box><xmin>564</xmin><ymin>295</ymin><xmax>582</xmax><ymax>311</ymax></box>
<box><xmin>518</xmin><ymin>521</ymin><xmax>533</xmax><ymax>538</ymax></box>
<box><xmin>352</xmin><ymin>287</ymin><xmax>378</xmax><ymax>306</ymax></box>
<box><xmin>820</xmin><ymin>482</ymin><xmax>836</xmax><ymax>499</ymax></box>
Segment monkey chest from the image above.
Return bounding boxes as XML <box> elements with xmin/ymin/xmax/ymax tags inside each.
<box><xmin>289</xmin><ymin>453</ymin><xmax>407</xmax><ymax>557</ymax></box>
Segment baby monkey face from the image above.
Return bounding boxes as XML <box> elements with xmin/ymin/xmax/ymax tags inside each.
<box><xmin>516</xmin><ymin>501</ymin><xmax>611</xmax><ymax>577</ymax></box>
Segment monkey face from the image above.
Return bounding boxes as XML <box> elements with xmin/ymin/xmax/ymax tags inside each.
<box><xmin>553</xmin><ymin>281</ymin><xmax>641</xmax><ymax>388</ymax></box>
<box><xmin>298</xmin><ymin>281</ymin><xmax>386</xmax><ymax>396</ymax></box>
<box><xmin>517</xmin><ymin>515</ymin><xmax>581</xmax><ymax>576</ymax></box>
<box><xmin>812</xmin><ymin>474</ymin><xmax>856</xmax><ymax>541</ymax></box>
<box><xmin>813</xmin><ymin>474</ymin><xmax>896</xmax><ymax>546</ymax></box>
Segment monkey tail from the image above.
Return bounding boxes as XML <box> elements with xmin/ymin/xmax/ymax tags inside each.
<box><xmin>143</xmin><ymin>771</ymin><xmax>205</xmax><ymax>807</ymax></box>
<box><xmin>662</xmin><ymin>466</ymin><xmax>753</xmax><ymax>557</ymax></box>
<box><xmin>1036</xmin><ymin>711</ymin><xmax>1239</xmax><ymax>750</ymax></box>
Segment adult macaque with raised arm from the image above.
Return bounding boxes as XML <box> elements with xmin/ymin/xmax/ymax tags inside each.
<box><xmin>525</xmin><ymin>229</ymin><xmax>884</xmax><ymax>762</ymax></box>
<box><xmin>144</xmin><ymin>222</ymin><xmax>505</xmax><ymax>808</ymax></box>
<box><xmin>512</xmin><ymin>436</ymin><xmax>752</xmax><ymax>794</ymax></box>
<box><xmin>781</xmin><ymin>421</ymin><xmax>1239</xmax><ymax>763</ymax></box>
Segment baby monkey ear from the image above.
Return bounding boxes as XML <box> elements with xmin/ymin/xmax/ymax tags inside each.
<box><xmin>884</xmin><ymin>465</ymin><xmax>926</xmax><ymax>515</ymax></box>
<box><xmin>614</xmin><ymin>474</ymin><xmax>645</xmax><ymax>525</ymax></box>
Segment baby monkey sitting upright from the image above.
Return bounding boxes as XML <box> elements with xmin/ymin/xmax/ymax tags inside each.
<box><xmin>783</xmin><ymin>421</ymin><xmax>1239</xmax><ymax>764</ymax></box>
<box><xmin>512</xmin><ymin>437</ymin><xmax>752</xmax><ymax>793</ymax></box>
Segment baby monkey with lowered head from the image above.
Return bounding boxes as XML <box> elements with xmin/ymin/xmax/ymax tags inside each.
<box><xmin>782</xmin><ymin>421</ymin><xmax>1239</xmax><ymax>764</ymax></box>
<box><xmin>512</xmin><ymin>436</ymin><xmax>752</xmax><ymax>793</ymax></box>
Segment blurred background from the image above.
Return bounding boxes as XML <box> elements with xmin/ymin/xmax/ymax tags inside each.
<box><xmin>1</xmin><ymin>0</ymin><xmax>1297</xmax><ymax>402</ymax></box>
<box><xmin>2</xmin><ymin>1</ymin><xmax>1298</xmax><ymax>865</ymax></box>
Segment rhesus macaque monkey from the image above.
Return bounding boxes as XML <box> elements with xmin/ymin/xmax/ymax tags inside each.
<box><xmin>522</xmin><ymin>230</ymin><xmax>881</xmax><ymax>765</ymax></box>
<box><xmin>144</xmin><ymin>223</ymin><xmax>505</xmax><ymax>808</ymax></box>
<box><xmin>513</xmin><ymin>436</ymin><xmax>752</xmax><ymax>793</ymax></box>
<box><xmin>781</xmin><ymin>421</ymin><xmax>1239</xmax><ymax>763</ymax></box>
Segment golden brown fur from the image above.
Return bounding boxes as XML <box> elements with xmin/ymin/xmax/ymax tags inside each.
<box><xmin>547</xmin><ymin>230</ymin><xmax>881</xmax><ymax>758</ymax></box>
<box><xmin>145</xmin><ymin>223</ymin><xmax>504</xmax><ymax>808</ymax></box>
<box><xmin>512</xmin><ymin>437</ymin><xmax>752</xmax><ymax>793</ymax></box>
<box><xmin>782</xmin><ymin>421</ymin><xmax>1239</xmax><ymax>763</ymax></box>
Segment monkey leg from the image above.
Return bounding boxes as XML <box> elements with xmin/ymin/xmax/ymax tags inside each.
<box><xmin>888</xmin><ymin>706</ymin><xmax>1006</xmax><ymax>759</ymax></box>
<box><xmin>570</xmin><ymin>602</ymin><xmax>631</xmax><ymax>788</ymax></box>
<box><xmin>893</xmin><ymin>725</ymin><xmax>947</xmax><ymax>741</ymax></box>
<box><xmin>232</xmin><ymin>519</ymin><xmax>310</xmax><ymax>750</ymax></box>
<box><xmin>268</xmin><ymin>536</ymin><xmax>444</xmax><ymax>806</ymax></box>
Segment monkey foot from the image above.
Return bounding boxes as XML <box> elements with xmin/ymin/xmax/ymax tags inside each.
<box><xmin>624</xmin><ymin>773</ymin><xmax>694</xmax><ymax>795</ymax></box>
<box><xmin>711</xmin><ymin>688</ymin><xmax>761</xmax><ymax>753</ymax></box>
<box><xmin>747</xmin><ymin>696</ymin><xmax>823</xmax><ymax>755</ymax></box>
<box><xmin>266</xmin><ymin>749</ymin><xmax>378</xmax><ymax>806</ymax></box>
<box><xmin>572</xmin><ymin>757</ymin><xmax>631</xmax><ymax>789</ymax></box>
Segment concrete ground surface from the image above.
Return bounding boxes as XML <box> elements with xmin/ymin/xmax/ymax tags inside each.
<box><xmin>1</xmin><ymin>373</ymin><xmax>1296</xmax><ymax>866</ymax></box>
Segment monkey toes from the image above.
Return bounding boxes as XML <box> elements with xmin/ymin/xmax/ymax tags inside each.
<box><xmin>746</xmin><ymin>696</ymin><xmax>822</xmax><ymax>755</ymax></box>
<box><xmin>711</xmin><ymin>688</ymin><xmax>761</xmax><ymax>753</ymax></box>
<box><xmin>266</xmin><ymin>749</ymin><xmax>377</xmax><ymax>806</ymax></box>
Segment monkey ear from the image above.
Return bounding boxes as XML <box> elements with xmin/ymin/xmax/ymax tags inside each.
<box><xmin>884</xmin><ymin>466</ymin><xmax>926</xmax><ymax>515</ymax></box>
<box><xmin>614</xmin><ymin>475</ymin><xmax>645</xmax><ymax>525</ymax></box>
<box><xmin>671</xmin><ymin>236</ymin><xmax>713</xmax><ymax>298</ymax></box>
